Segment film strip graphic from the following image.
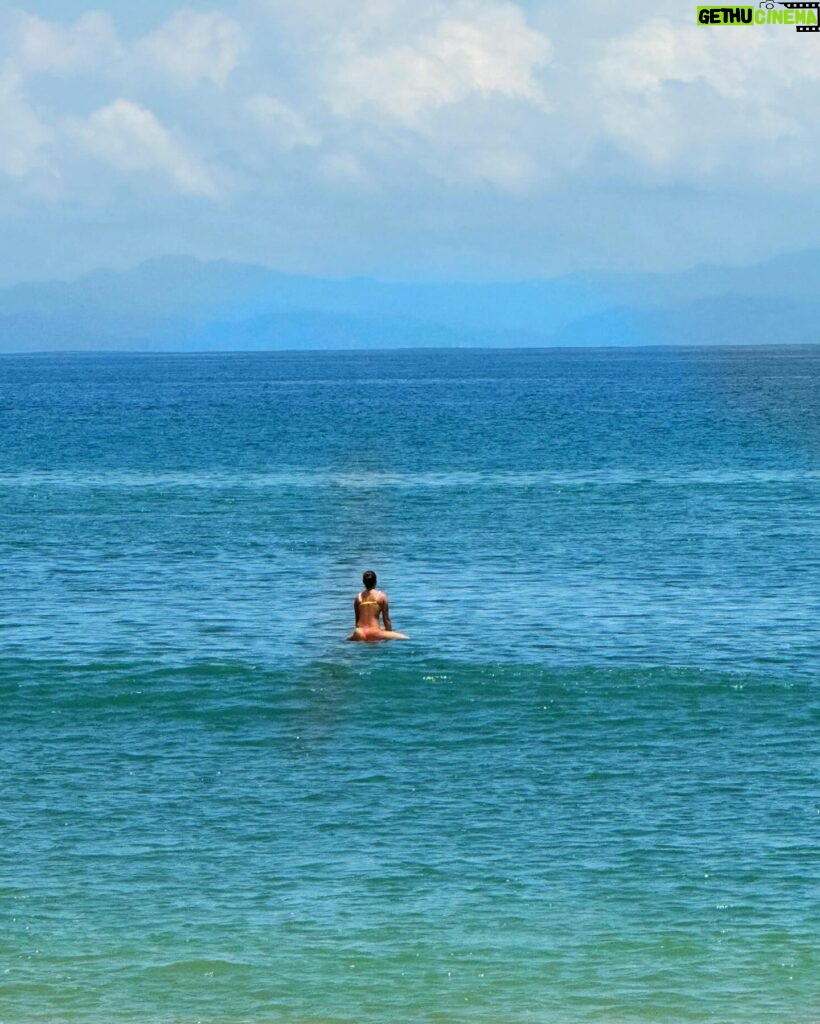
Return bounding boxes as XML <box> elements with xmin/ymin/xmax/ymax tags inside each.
<box><xmin>774</xmin><ymin>1</ymin><xmax>820</xmax><ymax>31</ymax></box>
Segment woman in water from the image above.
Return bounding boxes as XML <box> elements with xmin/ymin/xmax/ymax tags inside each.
<box><xmin>347</xmin><ymin>570</ymin><xmax>409</xmax><ymax>642</ymax></box>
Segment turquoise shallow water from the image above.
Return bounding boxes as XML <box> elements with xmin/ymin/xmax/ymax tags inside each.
<box><xmin>1</xmin><ymin>347</ymin><xmax>819</xmax><ymax>1023</ymax></box>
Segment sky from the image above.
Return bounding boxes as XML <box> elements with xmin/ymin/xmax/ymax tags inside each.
<box><xmin>2</xmin><ymin>0</ymin><xmax>820</xmax><ymax>286</ymax></box>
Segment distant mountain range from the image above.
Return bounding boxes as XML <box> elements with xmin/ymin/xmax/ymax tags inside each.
<box><xmin>1</xmin><ymin>250</ymin><xmax>819</xmax><ymax>351</ymax></box>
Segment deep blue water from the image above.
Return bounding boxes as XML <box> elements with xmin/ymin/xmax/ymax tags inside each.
<box><xmin>1</xmin><ymin>347</ymin><xmax>818</xmax><ymax>1023</ymax></box>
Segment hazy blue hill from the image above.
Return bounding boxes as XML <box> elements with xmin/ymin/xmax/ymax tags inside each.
<box><xmin>553</xmin><ymin>295</ymin><xmax>820</xmax><ymax>348</ymax></box>
<box><xmin>548</xmin><ymin>307</ymin><xmax>650</xmax><ymax>348</ymax></box>
<box><xmin>0</xmin><ymin>251</ymin><xmax>818</xmax><ymax>351</ymax></box>
<box><xmin>659</xmin><ymin>294</ymin><xmax>820</xmax><ymax>347</ymax></box>
<box><xmin>573</xmin><ymin>248</ymin><xmax>820</xmax><ymax>311</ymax></box>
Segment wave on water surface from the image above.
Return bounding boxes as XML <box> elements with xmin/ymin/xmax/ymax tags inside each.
<box><xmin>2</xmin><ymin>467</ymin><xmax>820</xmax><ymax>489</ymax></box>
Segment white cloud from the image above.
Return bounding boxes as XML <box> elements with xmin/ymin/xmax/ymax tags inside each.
<box><xmin>5</xmin><ymin>1</ymin><xmax>820</xmax><ymax>280</ymax></box>
<box><xmin>0</xmin><ymin>69</ymin><xmax>52</xmax><ymax>178</ymax></box>
<box><xmin>463</xmin><ymin>146</ymin><xmax>535</xmax><ymax>191</ymax></box>
<box><xmin>593</xmin><ymin>19</ymin><xmax>820</xmax><ymax>179</ymax></box>
<box><xmin>261</xmin><ymin>0</ymin><xmax>427</xmax><ymax>51</ymax></box>
<box><xmin>243</xmin><ymin>0</ymin><xmax>555</xmax><ymax>195</ymax></box>
<box><xmin>319</xmin><ymin>151</ymin><xmax>368</xmax><ymax>185</ymax></box>
<box><xmin>69</xmin><ymin>99</ymin><xmax>218</xmax><ymax>198</ymax></box>
<box><xmin>325</xmin><ymin>2</ymin><xmax>551</xmax><ymax>126</ymax></box>
<box><xmin>245</xmin><ymin>94</ymin><xmax>321</xmax><ymax>149</ymax></box>
<box><xmin>13</xmin><ymin>10</ymin><xmax>122</xmax><ymax>75</ymax></box>
<box><xmin>138</xmin><ymin>10</ymin><xmax>245</xmax><ymax>88</ymax></box>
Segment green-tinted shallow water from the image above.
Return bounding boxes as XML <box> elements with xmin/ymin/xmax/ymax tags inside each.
<box><xmin>1</xmin><ymin>348</ymin><xmax>819</xmax><ymax>1023</ymax></box>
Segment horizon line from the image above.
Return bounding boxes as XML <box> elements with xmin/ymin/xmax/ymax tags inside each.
<box><xmin>2</xmin><ymin>341</ymin><xmax>819</xmax><ymax>357</ymax></box>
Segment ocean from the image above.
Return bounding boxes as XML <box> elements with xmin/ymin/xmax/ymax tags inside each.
<box><xmin>1</xmin><ymin>346</ymin><xmax>818</xmax><ymax>1023</ymax></box>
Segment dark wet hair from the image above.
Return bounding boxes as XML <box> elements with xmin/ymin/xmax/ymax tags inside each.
<box><xmin>362</xmin><ymin>570</ymin><xmax>377</xmax><ymax>589</ymax></box>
